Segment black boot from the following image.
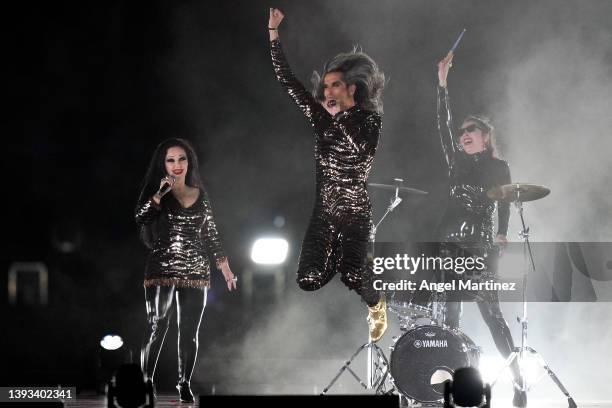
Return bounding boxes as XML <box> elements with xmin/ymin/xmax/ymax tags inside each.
<box><xmin>176</xmin><ymin>381</ymin><xmax>194</xmax><ymax>403</ymax></box>
<box><xmin>513</xmin><ymin>389</ymin><xmax>527</xmax><ymax>407</ymax></box>
<box><xmin>513</xmin><ymin>377</ymin><xmax>527</xmax><ymax>408</ymax></box>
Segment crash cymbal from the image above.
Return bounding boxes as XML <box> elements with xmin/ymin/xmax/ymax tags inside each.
<box><xmin>368</xmin><ymin>183</ymin><xmax>428</xmax><ymax>195</ymax></box>
<box><xmin>487</xmin><ymin>183</ymin><xmax>550</xmax><ymax>202</ymax></box>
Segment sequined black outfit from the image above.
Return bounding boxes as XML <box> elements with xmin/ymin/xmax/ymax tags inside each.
<box><xmin>135</xmin><ymin>189</ymin><xmax>225</xmax><ymax>385</ymax></box>
<box><xmin>436</xmin><ymin>85</ymin><xmax>518</xmax><ymax>373</ymax></box>
<box><xmin>271</xmin><ymin>40</ymin><xmax>380</xmax><ymax>306</ymax></box>
<box><xmin>135</xmin><ymin>190</ymin><xmax>226</xmax><ymax>288</ymax></box>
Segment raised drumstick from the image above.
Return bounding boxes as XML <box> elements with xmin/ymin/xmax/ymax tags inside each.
<box><xmin>449</xmin><ymin>28</ymin><xmax>466</xmax><ymax>54</ymax></box>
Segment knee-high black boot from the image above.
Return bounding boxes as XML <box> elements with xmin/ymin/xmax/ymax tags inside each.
<box><xmin>175</xmin><ymin>287</ymin><xmax>207</xmax><ymax>403</ymax></box>
<box><xmin>141</xmin><ymin>286</ymin><xmax>175</xmax><ymax>382</ymax></box>
<box><xmin>478</xmin><ymin>298</ymin><xmax>526</xmax><ymax>407</ymax></box>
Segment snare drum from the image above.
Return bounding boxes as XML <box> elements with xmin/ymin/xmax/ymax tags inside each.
<box><xmin>387</xmin><ymin>287</ymin><xmax>433</xmax><ymax>319</ymax></box>
<box><xmin>390</xmin><ymin>325</ymin><xmax>480</xmax><ymax>403</ymax></box>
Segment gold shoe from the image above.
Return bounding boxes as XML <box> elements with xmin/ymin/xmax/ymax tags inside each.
<box><xmin>367</xmin><ymin>296</ymin><xmax>387</xmax><ymax>343</ymax></box>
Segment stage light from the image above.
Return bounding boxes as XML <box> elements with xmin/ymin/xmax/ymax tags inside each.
<box><xmin>107</xmin><ymin>363</ymin><xmax>154</xmax><ymax>408</ymax></box>
<box><xmin>97</xmin><ymin>335</ymin><xmax>131</xmax><ymax>394</ymax></box>
<box><xmin>100</xmin><ymin>335</ymin><xmax>124</xmax><ymax>351</ymax></box>
<box><xmin>444</xmin><ymin>366</ymin><xmax>491</xmax><ymax>408</ymax></box>
<box><xmin>478</xmin><ymin>356</ymin><xmax>511</xmax><ymax>384</ymax></box>
<box><xmin>519</xmin><ymin>350</ymin><xmax>545</xmax><ymax>385</ymax></box>
<box><xmin>251</xmin><ymin>238</ymin><xmax>289</xmax><ymax>265</ymax></box>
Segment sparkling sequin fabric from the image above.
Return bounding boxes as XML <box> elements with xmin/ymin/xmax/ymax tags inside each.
<box><xmin>435</xmin><ymin>87</ymin><xmax>518</xmax><ymax>366</ymax></box>
<box><xmin>135</xmin><ymin>190</ymin><xmax>226</xmax><ymax>288</ymax></box>
<box><xmin>271</xmin><ymin>40</ymin><xmax>381</xmax><ymax>305</ymax></box>
<box><xmin>436</xmin><ymin>86</ymin><xmax>511</xmax><ymax>246</ymax></box>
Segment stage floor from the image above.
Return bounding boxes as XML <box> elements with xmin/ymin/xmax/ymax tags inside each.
<box><xmin>61</xmin><ymin>393</ymin><xmax>612</xmax><ymax>408</ymax></box>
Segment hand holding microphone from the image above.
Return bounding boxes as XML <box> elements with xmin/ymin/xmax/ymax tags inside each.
<box><xmin>153</xmin><ymin>176</ymin><xmax>176</xmax><ymax>204</ymax></box>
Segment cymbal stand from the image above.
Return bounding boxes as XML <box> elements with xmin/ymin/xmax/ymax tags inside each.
<box><xmin>491</xmin><ymin>195</ymin><xmax>577</xmax><ymax>408</ymax></box>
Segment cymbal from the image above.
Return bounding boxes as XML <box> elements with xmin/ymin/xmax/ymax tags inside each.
<box><xmin>368</xmin><ymin>183</ymin><xmax>428</xmax><ymax>195</ymax></box>
<box><xmin>487</xmin><ymin>183</ymin><xmax>550</xmax><ymax>202</ymax></box>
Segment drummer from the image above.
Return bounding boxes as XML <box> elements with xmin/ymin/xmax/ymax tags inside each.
<box><xmin>435</xmin><ymin>53</ymin><xmax>527</xmax><ymax>407</ymax></box>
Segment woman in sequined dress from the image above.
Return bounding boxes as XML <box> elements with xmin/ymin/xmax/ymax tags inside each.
<box><xmin>135</xmin><ymin>138</ymin><xmax>236</xmax><ymax>402</ymax></box>
<box><xmin>268</xmin><ymin>8</ymin><xmax>387</xmax><ymax>342</ymax></box>
<box><xmin>436</xmin><ymin>53</ymin><xmax>526</xmax><ymax>407</ymax></box>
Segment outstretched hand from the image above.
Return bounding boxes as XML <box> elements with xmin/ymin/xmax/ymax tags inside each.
<box><xmin>437</xmin><ymin>52</ymin><xmax>454</xmax><ymax>88</ymax></box>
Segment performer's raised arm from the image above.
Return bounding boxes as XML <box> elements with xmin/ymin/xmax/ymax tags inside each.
<box><xmin>267</xmin><ymin>9</ymin><xmax>388</xmax><ymax>343</ymax></box>
<box><xmin>436</xmin><ymin>53</ymin><xmax>457</xmax><ymax>173</ymax></box>
<box><xmin>269</xmin><ymin>8</ymin><xmax>328</xmax><ymax>127</ymax></box>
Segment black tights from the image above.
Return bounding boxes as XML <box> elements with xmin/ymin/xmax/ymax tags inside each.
<box><xmin>140</xmin><ymin>285</ymin><xmax>207</xmax><ymax>384</ymax></box>
<box><xmin>440</xmin><ymin>243</ymin><xmax>522</xmax><ymax>385</ymax></box>
<box><xmin>445</xmin><ymin>292</ymin><xmax>522</xmax><ymax>383</ymax></box>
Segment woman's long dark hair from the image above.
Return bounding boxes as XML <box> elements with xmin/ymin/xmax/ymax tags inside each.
<box><xmin>136</xmin><ymin>138</ymin><xmax>204</xmax><ymax>248</ymax></box>
<box><xmin>137</xmin><ymin>138</ymin><xmax>204</xmax><ymax>205</ymax></box>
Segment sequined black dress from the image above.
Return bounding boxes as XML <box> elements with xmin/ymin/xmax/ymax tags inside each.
<box><xmin>436</xmin><ymin>85</ymin><xmax>517</xmax><ymax>363</ymax></box>
<box><xmin>135</xmin><ymin>190</ymin><xmax>226</xmax><ymax>288</ymax></box>
<box><xmin>271</xmin><ymin>39</ymin><xmax>381</xmax><ymax>306</ymax></box>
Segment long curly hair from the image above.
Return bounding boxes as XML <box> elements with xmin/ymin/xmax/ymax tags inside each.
<box><xmin>311</xmin><ymin>48</ymin><xmax>385</xmax><ymax>113</ymax></box>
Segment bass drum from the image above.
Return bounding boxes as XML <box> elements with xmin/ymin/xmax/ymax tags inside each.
<box><xmin>390</xmin><ymin>325</ymin><xmax>480</xmax><ymax>403</ymax></box>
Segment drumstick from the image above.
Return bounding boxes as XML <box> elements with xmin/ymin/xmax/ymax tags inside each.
<box><xmin>448</xmin><ymin>28</ymin><xmax>466</xmax><ymax>54</ymax></box>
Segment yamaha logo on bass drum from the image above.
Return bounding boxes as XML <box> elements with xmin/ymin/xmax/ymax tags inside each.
<box><xmin>413</xmin><ymin>339</ymin><xmax>449</xmax><ymax>348</ymax></box>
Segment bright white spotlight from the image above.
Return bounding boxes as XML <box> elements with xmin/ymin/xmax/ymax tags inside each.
<box><xmin>251</xmin><ymin>238</ymin><xmax>289</xmax><ymax>264</ymax></box>
<box><xmin>479</xmin><ymin>353</ymin><xmax>544</xmax><ymax>387</ymax></box>
<box><xmin>520</xmin><ymin>351</ymin><xmax>545</xmax><ymax>384</ymax></box>
<box><xmin>478</xmin><ymin>355</ymin><xmax>511</xmax><ymax>384</ymax></box>
<box><xmin>100</xmin><ymin>334</ymin><xmax>124</xmax><ymax>351</ymax></box>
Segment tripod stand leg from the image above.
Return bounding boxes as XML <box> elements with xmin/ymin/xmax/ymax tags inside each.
<box><xmin>321</xmin><ymin>343</ymin><xmax>370</xmax><ymax>394</ymax></box>
<box><xmin>528</xmin><ymin>348</ymin><xmax>577</xmax><ymax>408</ymax></box>
<box><xmin>321</xmin><ymin>342</ymin><xmax>390</xmax><ymax>395</ymax></box>
<box><xmin>346</xmin><ymin>367</ymin><xmax>369</xmax><ymax>389</ymax></box>
<box><xmin>490</xmin><ymin>351</ymin><xmax>519</xmax><ymax>387</ymax></box>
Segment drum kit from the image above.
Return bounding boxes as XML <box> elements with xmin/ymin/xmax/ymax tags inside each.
<box><xmin>322</xmin><ymin>180</ymin><xmax>577</xmax><ymax>407</ymax></box>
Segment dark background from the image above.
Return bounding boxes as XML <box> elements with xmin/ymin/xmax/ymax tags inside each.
<box><xmin>4</xmin><ymin>0</ymin><xmax>612</xmax><ymax>398</ymax></box>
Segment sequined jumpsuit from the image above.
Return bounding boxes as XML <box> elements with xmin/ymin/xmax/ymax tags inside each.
<box><xmin>271</xmin><ymin>40</ymin><xmax>381</xmax><ymax>306</ymax></box>
<box><xmin>135</xmin><ymin>189</ymin><xmax>226</xmax><ymax>384</ymax></box>
<box><xmin>436</xmin><ymin>85</ymin><xmax>518</xmax><ymax>365</ymax></box>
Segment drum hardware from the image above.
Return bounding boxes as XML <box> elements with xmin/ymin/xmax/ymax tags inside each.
<box><xmin>320</xmin><ymin>342</ymin><xmax>391</xmax><ymax>395</ymax></box>
<box><xmin>387</xmin><ymin>290</ymin><xmax>448</xmax><ymax>332</ymax></box>
<box><xmin>369</xmin><ymin>178</ymin><xmax>428</xmax><ymax>241</ymax></box>
<box><xmin>369</xmin><ymin>180</ymin><xmax>429</xmax><ymax>196</ymax></box>
<box><xmin>321</xmin><ymin>178</ymin><xmax>428</xmax><ymax>395</ymax></box>
<box><xmin>488</xmin><ymin>183</ymin><xmax>577</xmax><ymax>408</ymax></box>
<box><xmin>486</xmin><ymin>183</ymin><xmax>550</xmax><ymax>203</ymax></box>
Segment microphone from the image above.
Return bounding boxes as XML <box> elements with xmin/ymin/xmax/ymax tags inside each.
<box><xmin>159</xmin><ymin>176</ymin><xmax>176</xmax><ymax>195</ymax></box>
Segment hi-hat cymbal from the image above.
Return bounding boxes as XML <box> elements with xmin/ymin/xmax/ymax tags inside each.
<box><xmin>487</xmin><ymin>183</ymin><xmax>550</xmax><ymax>202</ymax></box>
<box><xmin>368</xmin><ymin>183</ymin><xmax>428</xmax><ymax>195</ymax></box>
